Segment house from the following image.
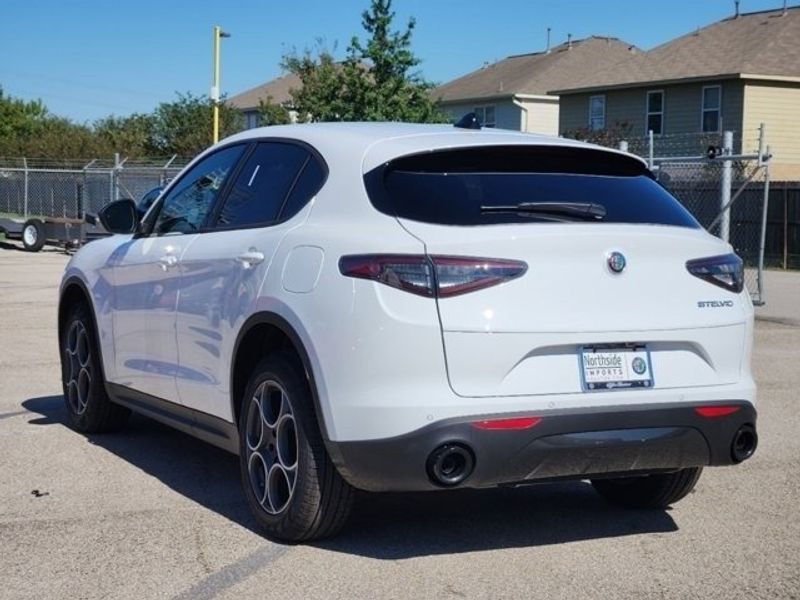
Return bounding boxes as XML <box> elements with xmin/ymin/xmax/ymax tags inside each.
<box><xmin>227</xmin><ymin>72</ymin><xmax>301</xmax><ymax>129</ymax></box>
<box><xmin>431</xmin><ymin>36</ymin><xmax>639</xmax><ymax>135</ymax></box>
<box><xmin>552</xmin><ymin>6</ymin><xmax>800</xmax><ymax>180</ymax></box>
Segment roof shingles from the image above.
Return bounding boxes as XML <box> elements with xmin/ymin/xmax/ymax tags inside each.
<box><xmin>432</xmin><ymin>36</ymin><xmax>639</xmax><ymax>102</ymax></box>
<box><xmin>553</xmin><ymin>6</ymin><xmax>800</xmax><ymax>93</ymax></box>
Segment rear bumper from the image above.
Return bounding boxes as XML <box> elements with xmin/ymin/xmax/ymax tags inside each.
<box><xmin>327</xmin><ymin>401</ymin><xmax>757</xmax><ymax>492</ymax></box>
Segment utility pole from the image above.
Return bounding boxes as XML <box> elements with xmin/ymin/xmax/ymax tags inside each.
<box><xmin>211</xmin><ymin>25</ymin><xmax>231</xmax><ymax>144</ymax></box>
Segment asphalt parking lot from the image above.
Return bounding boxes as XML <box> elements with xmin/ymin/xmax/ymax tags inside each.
<box><xmin>0</xmin><ymin>241</ymin><xmax>798</xmax><ymax>600</ymax></box>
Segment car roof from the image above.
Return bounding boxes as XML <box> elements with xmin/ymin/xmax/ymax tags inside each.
<box><xmin>220</xmin><ymin>122</ymin><xmax>646</xmax><ymax>171</ymax></box>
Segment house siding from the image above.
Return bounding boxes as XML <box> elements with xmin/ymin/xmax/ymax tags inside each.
<box><xmin>519</xmin><ymin>97</ymin><xmax>560</xmax><ymax>135</ymax></box>
<box><xmin>559</xmin><ymin>80</ymin><xmax>744</xmax><ymax>140</ymax></box>
<box><xmin>441</xmin><ymin>100</ymin><xmax>522</xmax><ymax>131</ymax></box>
<box><xmin>743</xmin><ymin>81</ymin><xmax>800</xmax><ymax>180</ymax></box>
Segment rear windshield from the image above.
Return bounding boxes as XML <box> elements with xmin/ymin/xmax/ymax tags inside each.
<box><xmin>364</xmin><ymin>146</ymin><xmax>700</xmax><ymax>228</ymax></box>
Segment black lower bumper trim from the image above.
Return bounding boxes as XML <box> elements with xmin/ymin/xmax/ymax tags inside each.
<box><xmin>329</xmin><ymin>401</ymin><xmax>757</xmax><ymax>492</ymax></box>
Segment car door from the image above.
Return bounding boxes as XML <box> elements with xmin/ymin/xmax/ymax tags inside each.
<box><xmin>110</xmin><ymin>144</ymin><xmax>246</xmax><ymax>402</ymax></box>
<box><xmin>174</xmin><ymin>140</ymin><xmax>326</xmax><ymax>420</ymax></box>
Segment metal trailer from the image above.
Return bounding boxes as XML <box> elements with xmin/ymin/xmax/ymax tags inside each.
<box><xmin>0</xmin><ymin>215</ymin><xmax>107</xmax><ymax>252</ymax></box>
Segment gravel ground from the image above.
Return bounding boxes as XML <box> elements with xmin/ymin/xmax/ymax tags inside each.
<box><xmin>0</xmin><ymin>242</ymin><xmax>798</xmax><ymax>600</ymax></box>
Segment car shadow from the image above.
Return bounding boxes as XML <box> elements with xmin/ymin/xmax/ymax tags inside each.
<box><xmin>22</xmin><ymin>394</ymin><xmax>258</xmax><ymax>532</ymax></box>
<box><xmin>23</xmin><ymin>394</ymin><xmax>679</xmax><ymax>558</ymax></box>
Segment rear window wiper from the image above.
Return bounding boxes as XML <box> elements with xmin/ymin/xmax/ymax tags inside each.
<box><xmin>479</xmin><ymin>202</ymin><xmax>606</xmax><ymax>221</ymax></box>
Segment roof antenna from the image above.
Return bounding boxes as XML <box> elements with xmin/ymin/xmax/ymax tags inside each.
<box><xmin>546</xmin><ymin>27</ymin><xmax>551</xmax><ymax>54</ymax></box>
<box><xmin>454</xmin><ymin>112</ymin><xmax>482</xmax><ymax>130</ymax></box>
<box><xmin>734</xmin><ymin>0</ymin><xmax>740</xmax><ymax>17</ymax></box>
<box><xmin>567</xmin><ymin>33</ymin><xmax>572</xmax><ymax>49</ymax></box>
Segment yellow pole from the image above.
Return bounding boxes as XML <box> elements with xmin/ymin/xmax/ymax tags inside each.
<box><xmin>212</xmin><ymin>25</ymin><xmax>221</xmax><ymax>143</ymax></box>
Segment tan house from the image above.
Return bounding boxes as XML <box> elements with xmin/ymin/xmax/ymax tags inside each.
<box><xmin>553</xmin><ymin>6</ymin><xmax>800</xmax><ymax>180</ymax></box>
<box><xmin>432</xmin><ymin>36</ymin><xmax>639</xmax><ymax>135</ymax></box>
<box><xmin>227</xmin><ymin>72</ymin><xmax>301</xmax><ymax>129</ymax></box>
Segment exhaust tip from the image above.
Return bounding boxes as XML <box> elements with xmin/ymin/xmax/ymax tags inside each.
<box><xmin>731</xmin><ymin>425</ymin><xmax>758</xmax><ymax>463</ymax></box>
<box><xmin>427</xmin><ymin>443</ymin><xmax>475</xmax><ymax>487</ymax></box>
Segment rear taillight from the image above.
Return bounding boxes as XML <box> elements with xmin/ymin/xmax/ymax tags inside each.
<box><xmin>686</xmin><ymin>253</ymin><xmax>744</xmax><ymax>293</ymax></box>
<box><xmin>338</xmin><ymin>254</ymin><xmax>527</xmax><ymax>298</ymax></box>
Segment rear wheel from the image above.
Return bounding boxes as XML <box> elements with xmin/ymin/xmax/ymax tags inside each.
<box><xmin>239</xmin><ymin>353</ymin><xmax>353</xmax><ymax>542</ymax></box>
<box><xmin>591</xmin><ymin>467</ymin><xmax>702</xmax><ymax>509</ymax></box>
<box><xmin>22</xmin><ymin>219</ymin><xmax>46</xmax><ymax>252</ymax></box>
<box><xmin>60</xmin><ymin>303</ymin><xmax>130</xmax><ymax>432</ymax></box>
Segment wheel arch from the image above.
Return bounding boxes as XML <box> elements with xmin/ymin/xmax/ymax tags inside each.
<box><xmin>58</xmin><ymin>276</ymin><xmax>107</xmax><ymax>381</ymax></box>
<box><xmin>230</xmin><ymin>311</ymin><xmax>331</xmax><ymax>442</ymax></box>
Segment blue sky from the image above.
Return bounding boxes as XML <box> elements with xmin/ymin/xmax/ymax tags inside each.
<box><xmin>1</xmin><ymin>0</ymin><xmax>790</xmax><ymax>123</ymax></box>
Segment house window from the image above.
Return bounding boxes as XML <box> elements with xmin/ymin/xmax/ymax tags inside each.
<box><xmin>589</xmin><ymin>95</ymin><xmax>605</xmax><ymax>131</ymax></box>
<box><xmin>646</xmin><ymin>90</ymin><xmax>664</xmax><ymax>135</ymax></box>
<box><xmin>473</xmin><ymin>106</ymin><xmax>496</xmax><ymax>128</ymax></box>
<box><xmin>245</xmin><ymin>111</ymin><xmax>260</xmax><ymax>129</ymax></box>
<box><xmin>702</xmin><ymin>86</ymin><xmax>721</xmax><ymax>133</ymax></box>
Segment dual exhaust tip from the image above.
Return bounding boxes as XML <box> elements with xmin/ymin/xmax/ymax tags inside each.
<box><xmin>426</xmin><ymin>424</ymin><xmax>757</xmax><ymax>487</ymax></box>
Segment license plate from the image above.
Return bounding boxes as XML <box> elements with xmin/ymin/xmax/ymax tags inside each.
<box><xmin>579</xmin><ymin>345</ymin><xmax>653</xmax><ymax>391</ymax></box>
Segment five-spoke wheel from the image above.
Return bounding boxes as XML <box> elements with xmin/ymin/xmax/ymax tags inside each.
<box><xmin>245</xmin><ymin>380</ymin><xmax>298</xmax><ymax>515</ymax></box>
<box><xmin>238</xmin><ymin>354</ymin><xmax>353</xmax><ymax>541</ymax></box>
<box><xmin>64</xmin><ymin>320</ymin><xmax>92</xmax><ymax>415</ymax></box>
<box><xmin>60</xmin><ymin>304</ymin><xmax>130</xmax><ymax>432</ymax></box>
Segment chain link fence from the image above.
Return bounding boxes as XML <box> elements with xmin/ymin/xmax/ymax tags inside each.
<box><xmin>610</xmin><ymin>128</ymin><xmax>773</xmax><ymax>304</ymax></box>
<box><xmin>0</xmin><ymin>156</ymin><xmax>190</xmax><ymax>221</ymax></box>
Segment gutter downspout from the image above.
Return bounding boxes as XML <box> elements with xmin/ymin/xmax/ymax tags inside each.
<box><xmin>511</xmin><ymin>96</ymin><xmax>529</xmax><ymax>133</ymax></box>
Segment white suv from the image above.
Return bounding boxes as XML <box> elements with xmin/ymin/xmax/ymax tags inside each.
<box><xmin>58</xmin><ymin>123</ymin><xmax>757</xmax><ymax>541</ymax></box>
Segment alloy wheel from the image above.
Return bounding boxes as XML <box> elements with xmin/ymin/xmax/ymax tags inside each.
<box><xmin>245</xmin><ymin>380</ymin><xmax>298</xmax><ymax>515</ymax></box>
<box><xmin>64</xmin><ymin>320</ymin><xmax>92</xmax><ymax>415</ymax></box>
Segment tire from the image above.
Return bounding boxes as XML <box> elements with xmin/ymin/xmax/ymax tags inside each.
<box><xmin>60</xmin><ymin>302</ymin><xmax>130</xmax><ymax>433</ymax></box>
<box><xmin>22</xmin><ymin>219</ymin><xmax>46</xmax><ymax>252</ymax></box>
<box><xmin>239</xmin><ymin>353</ymin><xmax>354</xmax><ymax>542</ymax></box>
<box><xmin>591</xmin><ymin>467</ymin><xmax>703</xmax><ymax>509</ymax></box>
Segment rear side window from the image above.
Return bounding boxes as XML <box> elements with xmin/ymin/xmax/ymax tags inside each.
<box><xmin>216</xmin><ymin>142</ymin><xmax>309</xmax><ymax>228</ymax></box>
<box><xmin>364</xmin><ymin>146</ymin><xmax>700</xmax><ymax>228</ymax></box>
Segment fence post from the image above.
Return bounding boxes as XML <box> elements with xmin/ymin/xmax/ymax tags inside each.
<box><xmin>648</xmin><ymin>130</ymin><xmax>654</xmax><ymax>170</ymax></box>
<box><xmin>22</xmin><ymin>157</ymin><xmax>29</xmax><ymax>219</ymax></box>
<box><xmin>756</xmin><ymin>148</ymin><xmax>771</xmax><ymax>304</ymax></box>
<box><xmin>113</xmin><ymin>153</ymin><xmax>121</xmax><ymax>201</ymax></box>
<box><xmin>719</xmin><ymin>131</ymin><xmax>733</xmax><ymax>242</ymax></box>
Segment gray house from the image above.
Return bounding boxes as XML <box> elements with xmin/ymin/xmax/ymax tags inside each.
<box><xmin>432</xmin><ymin>36</ymin><xmax>639</xmax><ymax>135</ymax></box>
<box><xmin>553</xmin><ymin>6</ymin><xmax>800</xmax><ymax>179</ymax></box>
<box><xmin>227</xmin><ymin>72</ymin><xmax>301</xmax><ymax>129</ymax></box>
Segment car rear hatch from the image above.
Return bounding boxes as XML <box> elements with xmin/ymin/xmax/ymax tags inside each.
<box><xmin>363</xmin><ymin>144</ymin><xmax>749</xmax><ymax>398</ymax></box>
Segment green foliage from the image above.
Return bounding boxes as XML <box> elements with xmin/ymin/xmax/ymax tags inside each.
<box><xmin>93</xmin><ymin>113</ymin><xmax>155</xmax><ymax>157</ymax></box>
<box><xmin>149</xmin><ymin>92</ymin><xmax>243</xmax><ymax>156</ymax></box>
<box><xmin>283</xmin><ymin>0</ymin><xmax>447</xmax><ymax>123</ymax></box>
<box><xmin>257</xmin><ymin>96</ymin><xmax>292</xmax><ymax>126</ymax></box>
<box><xmin>0</xmin><ymin>88</ymin><xmax>49</xmax><ymax>143</ymax></box>
<box><xmin>0</xmin><ymin>88</ymin><xmax>244</xmax><ymax>159</ymax></box>
<box><xmin>562</xmin><ymin>121</ymin><xmax>634</xmax><ymax>148</ymax></box>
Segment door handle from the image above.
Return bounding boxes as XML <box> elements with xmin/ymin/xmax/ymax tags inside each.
<box><xmin>158</xmin><ymin>254</ymin><xmax>178</xmax><ymax>271</ymax></box>
<box><xmin>236</xmin><ymin>249</ymin><xmax>265</xmax><ymax>268</ymax></box>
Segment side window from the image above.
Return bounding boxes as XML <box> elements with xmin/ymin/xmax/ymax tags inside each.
<box><xmin>279</xmin><ymin>152</ymin><xmax>326</xmax><ymax>221</ymax></box>
<box><xmin>215</xmin><ymin>142</ymin><xmax>309</xmax><ymax>228</ymax></box>
<box><xmin>152</xmin><ymin>144</ymin><xmax>245</xmax><ymax>235</ymax></box>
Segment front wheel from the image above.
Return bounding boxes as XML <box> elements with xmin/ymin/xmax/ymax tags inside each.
<box><xmin>239</xmin><ymin>353</ymin><xmax>353</xmax><ymax>542</ymax></box>
<box><xmin>60</xmin><ymin>303</ymin><xmax>130</xmax><ymax>432</ymax></box>
<box><xmin>591</xmin><ymin>467</ymin><xmax>703</xmax><ymax>509</ymax></box>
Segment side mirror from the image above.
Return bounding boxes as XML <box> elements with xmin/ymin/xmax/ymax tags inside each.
<box><xmin>99</xmin><ymin>199</ymin><xmax>138</xmax><ymax>234</ymax></box>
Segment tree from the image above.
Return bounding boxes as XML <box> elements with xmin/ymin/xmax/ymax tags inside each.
<box><xmin>94</xmin><ymin>113</ymin><xmax>155</xmax><ymax>157</ymax></box>
<box><xmin>149</xmin><ymin>92</ymin><xmax>243</xmax><ymax>156</ymax></box>
<box><xmin>257</xmin><ymin>96</ymin><xmax>292</xmax><ymax>126</ymax></box>
<box><xmin>283</xmin><ymin>0</ymin><xmax>447</xmax><ymax>123</ymax></box>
